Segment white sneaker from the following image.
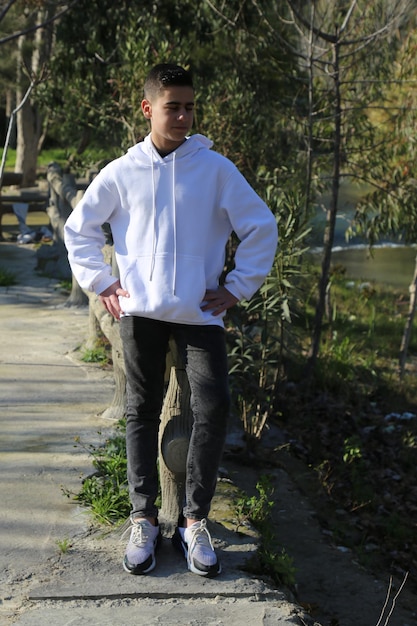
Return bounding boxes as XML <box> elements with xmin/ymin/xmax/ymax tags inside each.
<box><xmin>123</xmin><ymin>518</ymin><xmax>160</xmax><ymax>575</ymax></box>
<box><xmin>173</xmin><ymin>518</ymin><xmax>221</xmax><ymax>577</ymax></box>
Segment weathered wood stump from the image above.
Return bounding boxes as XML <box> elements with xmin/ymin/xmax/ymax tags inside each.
<box><xmin>36</xmin><ymin>162</ymin><xmax>88</xmax><ymax>288</ymax></box>
<box><xmin>85</xmin><ymin>289</ymin><xmax>127</xmax><ymax>422</ymax></box>
<box><xmin>158</xmin><ymin>340</ymin><xmax>193</xmax><ymax>532</ymax></box>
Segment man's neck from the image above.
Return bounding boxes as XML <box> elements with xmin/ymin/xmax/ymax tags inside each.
<box><xmin>152</xmin><ymin>138</ymin><xmax>186</xmax><ymax>158</ymax></box>
<box><xmin>156</xmin><ymin>147</ymin><xmax>174</xmax><ymax>158</ymax></box>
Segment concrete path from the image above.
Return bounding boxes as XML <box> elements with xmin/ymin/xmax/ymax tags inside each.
<box><xmin>0</xmin><ymin>242</ymin><xmax>311</xmax><ymax>625</ymax></box>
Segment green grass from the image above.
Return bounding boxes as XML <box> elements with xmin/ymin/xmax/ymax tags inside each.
<box><xmin>57</xmin><ymin>279</ymin><xmax>72</xmax><ymax>294</ymax></box>
<box><xmin>56</xmin><ymin>537</ymin><xmax>72</xmax><ymax>554</ymax></box>
<box><xmin>1</xmin><ymin>146</ymin><xmax>118</xmax><ymax>174</ymax></box>
<box><xmin>298</xmin><ymin>268</ymin><xmax>417</xmax><ymax>400</ymax></box>
<box><xmin>0</xmin><ymin>267</ymin><xmax>17</xmax><ymax>286</ymax></box>
<box><xmin>81</xmin><ymin>346</ymin><xmax>110</xmax><ymax>365</ymax></box>
<box><xmin>1</xmin><ymin>148</ymin><xmax>69</xmax><ymax>170</ymax></box>
<box><xmin>279</xmin><ymin>270</ymin><xmax>417</xmax><ymax>581</ymax></box>
<box><xmin>0</xmin><ymin>148</ymin><xmax>16</xmax><ymax>169</ymax></box>
<box><xmin>235</xmin><ymin>476</ymin><xmax>296</xmax><ymax>588</ymax></box>
<box><xmin>63</xmin><ymin>420</ymin><xmax>131</xmax><ymax>525</ymax></box>
<box><xmin>80</xmin><ymin>337</ymin><xmax>112</xmax><ymax>367</ymax></box>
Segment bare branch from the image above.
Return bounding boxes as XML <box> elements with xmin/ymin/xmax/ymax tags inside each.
<box><xmin>382</xmin><ymin>572</ymin><xmax>409</xmax><ymax>626</ymax></box>
<box><xmin>375</xmin><ymin>572</ymin><xmax>409</xmax><ymax>626</ymax></box>
<box><xmin>0</xmin><ymin>0</ymin><xmax>82</xmax><ymax>46</ymax></box>
<box><xmin>286</xmin><ymin>0</ymin><xmax>338</xmax><ymax>43</ymax></box>
<box><xmin>375</xmin><ymin>577</ymin><xmax>393</xmax><ymax>626</ymax></box>
<box><xmin>287</xmin><ymin>0</ymin><xmax>410</xmax><ymax>49</ymax></box>
<box><xmin>0</xmin><ymin>0</ymin><xmax>17</xmax><ymax>25</ymax></box>
<box><xmin>204</xmin><ymin>0</ymin><xmax>241</xmax><ymax>27</ymax></box>
<box><xmin>340</xmin><ymin>0</ymin><xmax>358</xmax><ymax>34</ymax></box>
<box><xmin>0</xmin><ymin>78</ymin><xmax>35</xmax><ymax>186</ymax></box>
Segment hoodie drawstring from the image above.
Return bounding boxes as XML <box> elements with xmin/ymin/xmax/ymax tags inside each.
<box><xmin>149</xmin><ymin>154</ymin><xmax>157</xmax><ymax>282</ymax></box>
<box><xmin>149</xmin><ymin>148</ymin><xmax>177</xmax><ymax>296</ymax></box>
<box><xmin>172</xmin><ymin>152</ymin><xmax>177</xmax><ymax>296</ymax></box>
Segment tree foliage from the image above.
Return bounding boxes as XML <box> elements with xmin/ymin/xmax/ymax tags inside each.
<box><xmin>4</xmin><ymin>0</ymin><xmax>417</xmax><ymax>380</ymax></box>
<box><xmin>351</xmin><ymin>17</ymin><xmax>417</xmax><ymax>243</ymax></box>
<box><xmin>37</xmin><ymin>0</ymin><xmax>301</xmax><ymax>187</ymax></box>
<box><xmin>277</xmin><ymin>0</ymin><xmax>417</xmax><ymax>375</ymax></box>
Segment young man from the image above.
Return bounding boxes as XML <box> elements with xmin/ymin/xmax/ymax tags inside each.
<box><xmin>64</xmin><ymin>63</ymin><xmax>278</xmax><ymax>578</ymax></box>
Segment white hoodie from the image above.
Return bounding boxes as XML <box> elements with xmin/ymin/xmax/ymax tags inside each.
<box><xmin>64</xmin><ymin>133</ymin><xmax>278</xmax><ymax>327</ymax></box>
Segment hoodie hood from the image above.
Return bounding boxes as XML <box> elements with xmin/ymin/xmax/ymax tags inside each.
<box><xmin>127</xmin><ymin>133</ymin><xmax>214</xmax><ymax>166</ymax></box>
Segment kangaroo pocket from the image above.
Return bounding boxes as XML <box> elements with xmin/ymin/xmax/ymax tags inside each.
<box><xmin>121</xmin><ymin>253</ymin><xmax>207</xmax><ymax>322</ymax></box>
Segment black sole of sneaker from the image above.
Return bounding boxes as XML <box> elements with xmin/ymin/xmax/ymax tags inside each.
<box><xmin>123</xmin><ymin>530</ymin><xmax>161</xmax><ymax>575</ymax></box>
<box><xmin>123</xmin><ymin>552</ymin><xmax>156</xmax><ymax>575</ymax></box>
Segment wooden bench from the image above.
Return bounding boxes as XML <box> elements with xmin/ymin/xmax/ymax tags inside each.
<box><xmin>0</xmin><ymin>172</ymin><xmax>49</xmax><ymax>239</ymax></box>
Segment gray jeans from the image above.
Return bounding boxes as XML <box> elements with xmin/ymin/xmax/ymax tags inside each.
<box><xmin>119</xmin><ymin>316</ymin><xmax>230</xmax><ymax>521</ymax></box>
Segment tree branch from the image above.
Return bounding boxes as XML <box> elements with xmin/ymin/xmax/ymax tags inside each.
<box><xmin>0</xmin><ymin>0</ymin><xmax>18</xmax><ymax>25</ymax></box>
<box><xmin>0</xmin><ymin>0</ymin><xmax>81</xmax><ymax>46</ymax></box>
<box><xmin>204</xmin><ymin>0</ymin><xmax>242</xmax><ymax>27</ymax></box>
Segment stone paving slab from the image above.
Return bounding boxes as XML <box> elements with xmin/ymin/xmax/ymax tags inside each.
<box><xmin>0</xmin><ymin>242</ymin><xmax>311</xmax><ymax>626</ymax></box>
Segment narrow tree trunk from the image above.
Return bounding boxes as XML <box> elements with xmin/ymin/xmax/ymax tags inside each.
<box><xmin>304</xmin><ymin>1</ymin><xmax>316</xmax><ymax>217</ymax></box>
<box><xmin>15</xmin><ymin>8</ymin><xmax>54</xmax><ymax>186</ymax></box>
<box><xmin>399</xmin><ymin>254</ymin><xmax>417</xmax><ymax>379</ymax></box>
<box><xmin>15</xmin><ymin>26</ymin><xmax>40</xmax><ymax>186</ymax></box>
<box><xmin>15</xmin><ymin>71</ymin><xmax>39</xmax><ymax>185</ymax></box>
<box><xmin>306</xmin><ymin>37</ymin><xmax>342</xmax><ymax>378</ymax></box>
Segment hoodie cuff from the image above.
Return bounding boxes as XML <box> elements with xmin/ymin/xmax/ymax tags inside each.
<box><xmin>223</xmin><ymin>282</ymin><xmax>242</xmax><ymax>302</ymax></box>
<box><xmin>92</xmin><ymin>275</ymin><xmax>119</xmax><ymax>296</ymax></box>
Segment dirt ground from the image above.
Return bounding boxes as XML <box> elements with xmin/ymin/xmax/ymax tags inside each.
<box><xmin>223</xmin><ymin>439</ymin><xmax>416</xmax><ymax>626</ymax></box>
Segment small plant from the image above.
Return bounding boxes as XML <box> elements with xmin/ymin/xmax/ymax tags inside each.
<box><xmin>81</xmin><ymin>345</ymin><xmax>110</xmax><ymax>365</ymax></box>
<box><xmin>227</xmin><ymin>190</ymin><xmax>310</xmax><ymax>450</ymax></box>
<box><xmin>56</xmin><ymin>537</ymin><xmax>72</xmax><ymax>554</ymax></box>
<box><xmin>0</xmin><ymin>267</ymin><xmax>17</xmax><ymax>286</ymax></box>
<box><xmin>234</xmin><ymin>475</ymin><xmax>296</xmax><ymax>588</ymax></box>
<box><xmin>234</xmin><ymin>475</ymin><xmax>275</xmax><ymax>530</ymax></box>
<box><xmin>342</xmin><ymin>435</ymin><xmax>363</xmax><ymax>464</ymax></box>
<box><xmin>57</xmin><ymin>279</ymin><xmax>72</xmax><ymax>293</ymax></box>
<box><xmin>63</xmin><ymin>420</ymin><xmax>131</xmax><ymax>525</ymax></box>
<box><xmin>314</xmin><ymin>460</ymin><xmax>335</xmax><ymax>497</ymax></box>
<box><xmin>257</xmin><ymin>536</ymin><xmax>296</xmax><ymax>589</ymax></box>
<box><xmin>77</xmin><ymin>477</ymin><xmax>130</xmax><ymax>524</ymax></box>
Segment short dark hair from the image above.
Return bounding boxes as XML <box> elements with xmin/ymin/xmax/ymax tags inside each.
<box><xmin>143</xmin><ymin>64</ymin><xmax>193</xmax><ymax>100</ymax></box>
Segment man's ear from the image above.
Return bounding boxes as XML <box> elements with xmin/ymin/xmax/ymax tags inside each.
<box><xmin>141</xmin><ymin>99</ymin><xmax>152</xmax><ymax>119</ymax></box>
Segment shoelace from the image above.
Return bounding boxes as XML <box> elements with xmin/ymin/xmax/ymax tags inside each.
<box><xmin>187</xmin><ymin>518</ymin><xmax>214</xmax><ymax>554</ymax></box>
<box><xmin>121</xmin><ymin>519</ymin><xmax>152</xmax><ymax>547</ymax></box>
<box><xmin>131</xmin><ymin>523</ymin><xmax>149</xmax><ymax>546</ymax></box>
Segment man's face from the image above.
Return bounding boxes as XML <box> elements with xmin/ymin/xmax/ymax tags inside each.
<box><xmin>141</xmin><ymin>85</ymin><xmax>194</xmax><ymax>152</ymax></box>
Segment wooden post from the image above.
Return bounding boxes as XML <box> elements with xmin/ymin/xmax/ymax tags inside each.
<box><xmin>83</xmin><ymin>244</ymin><xmax>126</xmax><ymax>421</ymax></box>
<box><xmin>158</xmin><ymin>339</ymin><xmax>193</xmax><ymax>534</ymax></box>
<box><xmin>43</xmin><ymin>162</ymin><xmax>88</xmax><ymax>290</ymax></box>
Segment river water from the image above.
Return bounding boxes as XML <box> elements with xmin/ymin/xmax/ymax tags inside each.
<box><xmin>324</xmin><ymin>245</ymin><xmax>417</xmax><ymax>290</ymax></box>
<box><xmin>310</xmin><ymin>183</ymin><xmax>417</xmax><ymax>290</ymax></box>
